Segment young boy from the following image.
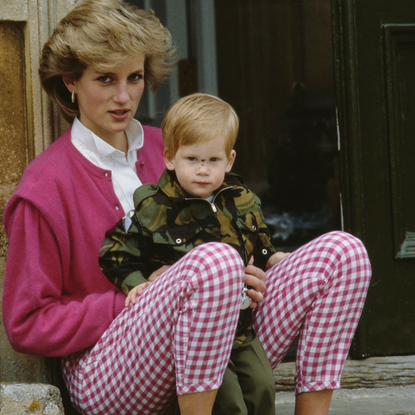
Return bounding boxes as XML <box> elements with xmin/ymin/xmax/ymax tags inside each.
<box><xmin>99</xmin><ymin>93</ymin><xmax>280</xmax><ymax>414</ymax></box>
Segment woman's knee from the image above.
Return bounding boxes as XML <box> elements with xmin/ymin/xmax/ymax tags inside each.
<box><xmin>182</xmin><ymin>242</ymin><xmax>245</xmax><ymax>289</ymax></box>
<box><xmin>318</xmin><ymin>231</ymin><xmax>368</xmax><ymax>258</ymax></box>
<box><xmin>318</xmin><ymin>231</ymin><xmax>371</xmax><ymax>283</ymax></box>
<box><xmin>190</xmin><ymin>242</ymin><xmax>244</xmax><ymax>271</ymax></box>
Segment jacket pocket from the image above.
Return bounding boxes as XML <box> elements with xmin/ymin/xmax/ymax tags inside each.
<box><xmin>151</xmin><ymin>221</ymin><xmax>203</xmax><ymax>247</ymax></box>
<box><xmin>234</xmin><ymin>210</ymin><xmax>264</xmax><ymax>257</ymax></box>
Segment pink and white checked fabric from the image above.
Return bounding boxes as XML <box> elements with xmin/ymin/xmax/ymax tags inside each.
<box><xmin>62</xmin><ymin>231</ymin><xmax>371</xmax><ymax>413</ymax></box>
<box><xmin>62</xmin><ymin>243</ymin><xmax>245</xmax><ymax>415</ymax></box>
<box><xmin>253</xmin><ymin>231</ymin><xmax>371</xmax><ymax>395</ymax></box>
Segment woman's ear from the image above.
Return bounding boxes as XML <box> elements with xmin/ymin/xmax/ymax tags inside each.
<box><xmin>163</xmin><ymin>149</ymin><xmax>175</xmax><ymax>171</ymax></box>
<box><xmin>62</xmin><ymin>76</ymin><xmax>75</xmax><ymax>93</ymax></box>
<box><xmin>225</xmin><ymin>149</ymin><xmax>236</xmax><ymax>173</ymax></box>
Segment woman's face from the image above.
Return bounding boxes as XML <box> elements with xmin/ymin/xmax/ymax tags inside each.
<box><xmin>64</xmin><ymin>55</ymin><xmax>145</xmax><ymax>145</ymax></box>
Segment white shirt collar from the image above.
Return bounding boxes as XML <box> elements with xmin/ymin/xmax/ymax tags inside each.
<box><xmin>71</xmin><ymin>117</ymin><xmax>144</xmax><ymax>159</ymax></box>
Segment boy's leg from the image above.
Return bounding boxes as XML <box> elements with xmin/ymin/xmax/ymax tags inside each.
<box><xmin>232</xmin><ymin>330</ymin><xmax>276</xmax><ymax>415</ymax></box>
<box><xmin>212</xmin><ymin>360</ymin><xmax>247</xmax><ymax>415</ymax></box>
<box><xmin>62</xmin><ymin>243</ymin><xmax>245</xmax><ymax>415</ymax></box>
<box><xmin>253</xmin><ymin>231</ymin><xmax>371</xmax><ymax>395</ymax></box>
<box><xmin>213</xmin><ymin>330</ymin><xmax>276</xmax><ymax>415</ymax></box>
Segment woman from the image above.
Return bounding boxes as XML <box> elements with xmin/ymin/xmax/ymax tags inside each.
<box><xmin>2</xmin><ymin>1</ymin><xmax>371</xmax><ymax>414</ymax></box>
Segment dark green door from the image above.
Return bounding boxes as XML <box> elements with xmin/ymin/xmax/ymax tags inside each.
<box><xmin>333</xmin><ymin>0</ymin><xmax>415</xmax><ymax>357</ymax></box>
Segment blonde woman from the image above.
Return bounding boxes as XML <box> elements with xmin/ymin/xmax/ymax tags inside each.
<box><xmin>3</xmin><ymin>1</ymin><xmax>371</xmax><ymax>414</ymax></box>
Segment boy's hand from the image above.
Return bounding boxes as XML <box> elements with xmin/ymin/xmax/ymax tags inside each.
<box><xmin>125</xmin><ymin>282</ymin><xmax>152</xmax><ymax>307</ymax></box>
<box><xmin>244</xmin><ymin>256</ymin><xmax>266</xmax><ymax>309</ymax></box>
<box><xmin>266</xmin><ymin>251</ymin><xmax>291</xmax><ymax>270</ymax></box>
<box><xmin>148</xmin><ymin>265</ymin><xmax>171</xmax><ymax>282</ymax></box>
<box><xmin>125</xmin><ymin>265</ymin><xmax>171</xmax><ymax>307</ymax></box>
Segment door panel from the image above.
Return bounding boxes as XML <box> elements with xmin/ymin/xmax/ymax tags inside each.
<box><xmin>332</xmin><ymin>0</ymin><xmax>415</xmax><ymax>357</ymax></box>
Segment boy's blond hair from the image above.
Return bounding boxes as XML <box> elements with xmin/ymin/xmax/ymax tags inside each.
<box><xmin>162</xmin><ymin>93</ymin><xmax>239</xmax><ymax>158</ymax></box>
<box><xmin>39</xmin><ymin>0</ymin><xmax>176</xmax><ymax>123</ymax></box>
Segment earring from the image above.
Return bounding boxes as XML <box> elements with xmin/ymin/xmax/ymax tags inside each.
<box><xmin>71</xmin><ymin>90</ymin><xmax>75</xmax><ymax>104</ymax></box>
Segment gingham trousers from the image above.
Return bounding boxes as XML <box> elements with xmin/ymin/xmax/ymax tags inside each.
<box><xmin>62</xmin><ymin>231</ymin><xmax>371</xmax><ymax>414</ymax></box>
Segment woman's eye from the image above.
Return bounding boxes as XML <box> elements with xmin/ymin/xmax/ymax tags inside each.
<box><xmin>130</xmin><ymin>73</ymin><xmax>144</xmax><ymax>81</ymax></box>
<box><xmin>98</xmin><ymin>76</ymin><xmax>112</xmax><ymax>83</ymax></box>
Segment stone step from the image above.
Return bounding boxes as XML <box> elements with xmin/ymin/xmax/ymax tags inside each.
<box><xmin>273</xmin><ymin>355</ymin><xmax>415</xmax><ymax>392</ymax></box>
<box><xmin>2</xmin><ymin>356</ymin><xmax>414</xmax><ymax>414</ymax></box>
<box><xmin>0</xmin><ymin>383</ymin><xmax>64</xmax><ymax>415</ymax></box>
<box><xmin>275</xmin><ymin>385</ymin><xmax>415</xmax><ymax>415</ymax></box>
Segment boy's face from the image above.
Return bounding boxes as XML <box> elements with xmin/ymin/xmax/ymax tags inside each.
<box><xmin>165</xmin><ymin>135</ymin><xmax>236</xmax><ymax>198</ymax></box>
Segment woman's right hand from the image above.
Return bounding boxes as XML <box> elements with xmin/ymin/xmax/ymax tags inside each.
<box><xmin>125</xmin><ymin>265</ymin><xmax>171</xmax><ymax>307</ymax></box>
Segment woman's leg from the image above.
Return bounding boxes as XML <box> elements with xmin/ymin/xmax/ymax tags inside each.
<box><xmin>253</xmin><ymin>231</ymin><xmax>371</xmax><ymax>408</ymax></box>
<box><xmin>63</xmin><ymin>243</ymin><xmax>245</xmax><ymax>415</ymax></box>
<box><xmin>294</xmin><ymin>389</ymin><xmax>333</xmax><ymax>415</ymax></box>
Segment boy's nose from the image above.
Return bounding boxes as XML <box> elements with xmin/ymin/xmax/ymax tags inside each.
<box><xmin>197</xmin><ymin>163</ymin><xmax>209</xmax><ymax>174</ymax></box>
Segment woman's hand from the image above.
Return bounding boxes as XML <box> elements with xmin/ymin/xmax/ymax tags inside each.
<box><xmin>125</xmin><ymin>265</ymin><xmax>171</xmax><ymax>307</ymax></box>
<box><xmin>266</xmin><ymin>251</ymin><xmax>291</xmax><ymax>270</ymax></box>
<box><xmin>244</xmin><ymin>257</ymin><xmax>267</xmax><ymax>309</ymax></box>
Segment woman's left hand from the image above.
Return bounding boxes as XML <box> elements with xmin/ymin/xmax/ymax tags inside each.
<box><xmin>244</xmin><ymin>256</ymin><xmax>267</xmax><ymax>309</ymax></box>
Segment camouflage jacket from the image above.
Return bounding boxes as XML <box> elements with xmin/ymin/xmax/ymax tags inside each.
<box><xmin>99</xmin><ymin>169</ymin><xmax>276</xmax><ymax>347</ymax></box>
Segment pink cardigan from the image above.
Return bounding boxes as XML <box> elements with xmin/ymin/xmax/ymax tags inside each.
<box><xmin>2</xmin><ymin>126</ymin><xmax>165</xmax><ymax>357</ymax></box>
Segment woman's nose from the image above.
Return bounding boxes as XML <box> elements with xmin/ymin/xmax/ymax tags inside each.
<box><xmin>114</xmin><ymin>82</ymin><xmax>129</xmax><ymax>104</ymax></box>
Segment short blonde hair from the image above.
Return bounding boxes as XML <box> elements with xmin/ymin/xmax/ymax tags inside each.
<box><xmin>162</xmin><ymin>93</ymin><xmax>239</xmax><ymax>158</ymax></box>
<box><xmin>39</xmin><ymin>0</ymin><xmax>176</xmax><ymax>123</ymax></box>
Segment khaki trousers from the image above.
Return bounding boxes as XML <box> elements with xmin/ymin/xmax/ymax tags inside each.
<box><xmin>213</xmin><ymin>330</ymin><xmax>276</xmax><ymax>415</ymax></box>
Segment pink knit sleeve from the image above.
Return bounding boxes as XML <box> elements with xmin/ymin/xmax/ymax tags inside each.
<box><xmin>136</xmin><ymin>125</ymin><xmax>165</xmax><ymax>184</ymax></box>
<box><xmin>3</xmin><ymin>200</ymin><xmax>124</xmax><ymax>357</ymax></box>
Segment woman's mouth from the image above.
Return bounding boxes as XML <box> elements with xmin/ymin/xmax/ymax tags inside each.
<box><xmin>109</xmin><ymin>109</ymin><xmax>130</xmax><ymax>120</ymax></box>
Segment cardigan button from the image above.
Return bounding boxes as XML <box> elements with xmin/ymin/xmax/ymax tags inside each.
<box><xmin>104</xmin><ymin>172</ymin><xmax>109</xmax><ymax>177</ymax></box>
<box><xmin>140</xmin><ymin>162</ymin><xmax>145</xmax><ymax>166</ymax></box>
<box><xmin>115</xmin><ymin>205</ymin><xmax>119</xmax><ymax>210</ymax></box>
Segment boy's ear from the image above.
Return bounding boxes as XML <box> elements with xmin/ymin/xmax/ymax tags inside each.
<box><xmin>225</xmin><ymin>149</ymin><xmax>236</xmax><ymax>173</ymax></box>
<box><xmin>163</xmin><ymin>149</ymin><xmax>175</xmax><ymax>171</ymax></box>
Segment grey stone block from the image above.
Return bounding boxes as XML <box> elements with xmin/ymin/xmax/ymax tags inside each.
<box><xmin>273</xmin><ymin>355</ymin><xmax>415</xmax><ymax>392</ymax></box>
<box><xmin>0</xmin><ymin>383</ymin><xmax>64</xmax><ymax>415</ymax></box>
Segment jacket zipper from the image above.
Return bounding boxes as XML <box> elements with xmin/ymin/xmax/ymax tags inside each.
<box><xmin>185</xmin><ymin>186</ymin><xmax>233</xmax><ymax>213</ymax></box>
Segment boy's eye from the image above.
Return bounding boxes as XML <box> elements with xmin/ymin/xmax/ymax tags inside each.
<box><xmin>210</xmin><ymin>157</ymin><xmax>219</xmax><ymax>162</ymax></box>
<box><xmin>187</xmin><ymin>157</ymin><xmax>197</xmax><ymax>161</ymax></box>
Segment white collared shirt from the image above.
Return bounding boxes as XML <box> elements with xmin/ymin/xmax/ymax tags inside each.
<box><xmin>71</xmin><ymin>118</ymin><xmax>143</xmax><ymax>214</ymax></box>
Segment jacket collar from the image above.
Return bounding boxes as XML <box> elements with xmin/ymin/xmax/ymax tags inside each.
<box><xmin>157</xmin><ymin>169</ymin><xmax>243</xmax><ymax>201</ymax></box>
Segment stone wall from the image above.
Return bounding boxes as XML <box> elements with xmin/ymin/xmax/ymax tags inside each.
<box><xmin>0</xmin><ymin>0</ymin><xmax>75</xmax><ymax>386</ymax></box>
